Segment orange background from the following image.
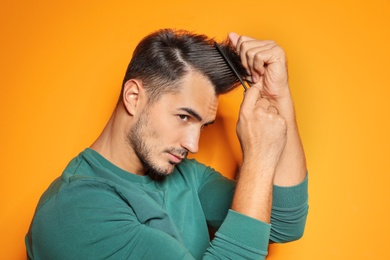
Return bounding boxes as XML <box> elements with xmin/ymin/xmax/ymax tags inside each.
<box><xmin>1</xmin><ymin>0</ymin><xmax>389</xmax><ymax>259</ymax></box>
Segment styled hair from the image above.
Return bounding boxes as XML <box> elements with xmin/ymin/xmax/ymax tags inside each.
<box><xmin>121</xmin><ymin>28</ymin><xmax>247</xmax><ymax>103</ymax></box>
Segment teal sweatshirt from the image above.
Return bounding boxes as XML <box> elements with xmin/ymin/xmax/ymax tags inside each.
<box><xmin>26</xmin><ymin>148</ymin><xmax>308</xmax><ymax>259</ymax></box>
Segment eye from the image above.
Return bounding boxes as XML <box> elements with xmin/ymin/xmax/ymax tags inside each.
<box><xmin>178</xmin><ymin>115</ymin><xmax>189</xmax><ymax>122</ymax></box>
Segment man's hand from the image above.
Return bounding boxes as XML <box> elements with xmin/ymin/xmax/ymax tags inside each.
<box><xmin>236</xmin><ymin>86</ymin><xmax>287</xmax><ymax>169</ymax></box>
<box><xmin>232</xmin><ymin>83</ymin><xmax>287</xmax><ymax>222</ymax></box>
<box><xmin>229</xmin><ymin>32</ymin><xmax>307</xmax><ymax>187</ymax></box>
<box><xmin>230</xmin><ymin>32</ymin><xmax>289</xmax><ymax>168</ymax></box>
<box><xmin>228</xmin><ymin>32</ymin><xmax>290</xmax><ymax>101</ymax></box>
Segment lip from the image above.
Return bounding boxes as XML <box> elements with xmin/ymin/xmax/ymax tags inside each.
<box><xmin>168</xmin><ymin>153</ymin><xmax>183</xmax><ymax>164</ymax></box>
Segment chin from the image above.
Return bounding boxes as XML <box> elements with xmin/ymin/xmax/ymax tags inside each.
<box><xmin>147</xmin><ymin>163</ymin><xmax>176</xmax><ymax>178</ymax></box>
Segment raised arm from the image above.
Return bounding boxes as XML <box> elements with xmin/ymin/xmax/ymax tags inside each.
<box><xmin>229</xmin><ymin>32</ymin><xmax>307</xmax><ymax>224</ymax></box>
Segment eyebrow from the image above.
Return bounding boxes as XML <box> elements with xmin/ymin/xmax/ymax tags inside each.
<box><xmin>178</xmin><ymin>107</ymin><xmax>215</xmax><ymax>125</ymax></box>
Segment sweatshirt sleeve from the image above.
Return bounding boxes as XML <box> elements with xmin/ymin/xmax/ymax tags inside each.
<box><xmin>206</xmin><ymin>210</ymin><xmax>271</xmax><ymax>259</ymax></box>
<box><xmin>28</xmin><ymin>178</ymin><xmax>271</xmax><ymax>260</ymax></box>
<box><xmin>28</xmin><ymin>179</ymin><xmax>194</xmax><ymax>260</ymax></box>
<box><xmin>27</xmin><ymin>165</ymin><xmax>308</xmax><ymax>260</ymax></box>
<box><xmin>270</xmin><ymin>174</ymin><xmax>309</xmax><ymax>242</ymax></box>
<box><xmin>197</xmin><ymin>164</ymin><xmax>309</xmax><ymax>244</ymax></box>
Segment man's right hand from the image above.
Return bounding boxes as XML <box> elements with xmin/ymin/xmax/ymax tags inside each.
<box><xmin>236</xmin><ymin>85</ymin><xmax>287</xmax><ymax>170</ymax></box>
<box><xmin>232</xmin><ymin>85</ymin><xmax>287</xmax><ymax>223</ymax></box>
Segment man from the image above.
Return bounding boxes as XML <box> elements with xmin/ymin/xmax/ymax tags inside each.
<box><xmin>26</xmin><ymin>29</ymin><xmax>308</xmax><ymax>259</ymax></box>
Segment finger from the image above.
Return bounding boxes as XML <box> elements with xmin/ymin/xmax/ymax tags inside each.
<box><xmin>238</xmin><ymin>38</ymin><xmax>276</xmax><ymax>56</ymax></box>
<box><xmin>228</xmin><ymin>32</ymin><xmax>240</xmax><ymax>48</ymax></box>
<box><xmin>239</xmin><ymin>41</ymin><xmax>261</xmax><ymax>78</ymax></box>
<box><xmin>235</xmin><ymin>35</ymin><xmax>257</xmax><ymax>53</ymax></box>
<box><xmin>240</xmin><ymin>86</ymin><xmax>262</xmax><ymax>111</ymax></box>
<box><xmin>228</xmin><ymin>33</ymin><xmax>259</xmax><ymax>53</ymax></box>
<box><xmin>241</xmin><ymin>40</ymin><xmax>277</xmax><ymax>53</ymax></box>
<box><xmin>252</xmin><ymin>45</ymin><xmax>286</xmax><ymax>71</ymax></box>
<box><xmin>229</xmin><ymin>34</ymin><xmax>256</xmax><ymax>75</ymax></box>
<box><xmin>245</xmin><ymin>43</ymin><xmax>279</xmax><ymax>83</ymax></box>
<box><xmin>237</xmin><ymin>39</ymin><xmax>277</xmax><ymax>83</ymax></box>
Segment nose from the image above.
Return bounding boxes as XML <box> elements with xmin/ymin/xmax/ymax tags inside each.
<box><xmin>180</xmin><ymin>129</ymin><xmax>200</xmax><ymax>154</ymax></box>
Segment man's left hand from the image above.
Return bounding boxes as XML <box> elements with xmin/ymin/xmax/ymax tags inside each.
<box><xmin>229</xmin><ymin>32</ymin><xmax>290</xmax><ymax>102</ymax></box>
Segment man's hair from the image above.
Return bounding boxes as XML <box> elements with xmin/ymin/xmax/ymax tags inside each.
<box><xmin>121</xmin><ymin>28</ymin><xmax>247</xmax><ymax>103</ymax></box>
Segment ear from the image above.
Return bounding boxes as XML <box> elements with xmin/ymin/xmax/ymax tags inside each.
<box><xmin>122</xmin><ymin>79</ymin><xmax>143</xmax><ymax>116</ymax></box>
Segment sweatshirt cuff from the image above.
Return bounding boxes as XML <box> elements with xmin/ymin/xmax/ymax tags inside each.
<box><xmin>216</xmin><ymin>209</ymin><xmax>271</xmax><ymax>253</ymax></box>
<box><xmin>272</xmin><ymin>173</ymin><xmax>308</xmax><ymax>209</ymax></box>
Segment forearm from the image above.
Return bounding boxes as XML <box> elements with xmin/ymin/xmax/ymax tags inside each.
<box><xmin>231</xmin><ymin>156</ymin><xmax>276</xmax><ymax>224</ymax></box>
<box><xmin>271</xmin><ymin>89</ymin><xmax>307</xmax><ymax>186</ymax></box>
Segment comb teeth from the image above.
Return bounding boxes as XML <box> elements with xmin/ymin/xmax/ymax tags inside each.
<box><xmin>213</xmin><ymin>42</ymin><xmax>248</xmax><ymax>91</ymax></box>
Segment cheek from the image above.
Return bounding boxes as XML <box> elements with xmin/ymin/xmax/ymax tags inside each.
<box><xmin>145</xmin><ymin>115</ymin><xmax>174</xmax><ymax>142</ymax></box>
<box><xmin>157</xmin><ymin>122</ymin><xmax>179</xmax><ymax>142</ymax></box>
<box><xmin>158</xmin><ymin>118</ymin><xmax>187</xmax><ymax>146</ymax></box>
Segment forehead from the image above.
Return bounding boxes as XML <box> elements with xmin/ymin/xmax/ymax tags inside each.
<box><xmin>160</xmin><ymin>71</ymin><xmax>219</xmax><ymax>119</ymax></box>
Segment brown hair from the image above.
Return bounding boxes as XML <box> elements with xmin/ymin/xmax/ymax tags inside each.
<box><xmin>121</xmin><ymin>28</ymin><xmax>247</xmax><ymax>103</ymax></box>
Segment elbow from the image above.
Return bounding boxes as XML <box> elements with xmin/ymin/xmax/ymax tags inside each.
<box><xmin>270</xmin><ymin>224</ymin><xmax>306</xmax><ymax>243</ymax></box>
<box><xmin>270</xmin><ymin>226</ymin><xmax>306</xmax><ymax>243</ymax></box>
<box><xmin>270</xmin><ymin>207</ymin><xmax>309</xmax><ymax>243</ymax></box>
<box><xmin>284</xmin><ymin>224</ymin><xmax>306</xmax><ymax>242</ymax></box>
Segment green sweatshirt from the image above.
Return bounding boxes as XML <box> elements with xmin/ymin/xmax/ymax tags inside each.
<box><xmin>26</xmin><ymin>148</ymin><xmax>308</xmax><ymax>259</ymax></box>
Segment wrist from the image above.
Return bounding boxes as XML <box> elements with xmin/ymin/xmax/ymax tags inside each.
<box><xmin>270</xmin><ymin>90</ymin><xmax>297</xmax><ymax>123</ymax></box>
<box><xmin>242</xmin><ymin>150</ymin><xmax>280</xmax><ymax>174</ymax></box>
<box><xmin>271</xmin><ymin>84</ymin><xmax>292</xmax><ymax>104</ymax></box>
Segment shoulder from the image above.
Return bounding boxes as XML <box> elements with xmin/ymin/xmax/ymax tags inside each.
<box><xmin>174</xmin><ymin>158</ymin><xmax>217</xmax><ymax>182</ymax></box>
<box><xmin>176</xmin><ymin>158</ymin><xmax>210</xmax><ymax>173</ymax></box>
<box><xmin>174</xmin><ymin>158</ymin><xmax>233</xmax><ymax>190</ymax></box>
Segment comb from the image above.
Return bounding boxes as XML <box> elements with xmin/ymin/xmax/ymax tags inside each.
<box><xmin>214</xmin><ymin>42</ymin><xmax>250</xmax><ymax>91</ymax></box>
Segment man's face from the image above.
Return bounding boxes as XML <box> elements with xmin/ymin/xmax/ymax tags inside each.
<box><xmin>128</xmin><ymin>71</ymin><xmax>218</xmax><ymax>177</ymax></box>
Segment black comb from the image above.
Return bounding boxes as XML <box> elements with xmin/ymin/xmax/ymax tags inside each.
<box><xmin>214</xmin><ymin>42</ymin><xmax>250</xmax><ymax>91</ymax></box>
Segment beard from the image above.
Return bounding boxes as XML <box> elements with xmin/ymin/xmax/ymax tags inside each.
<box><xmin>127</xmin><ymin>109</ymin><xmax>188</xmax><ymax>177</ymax></box>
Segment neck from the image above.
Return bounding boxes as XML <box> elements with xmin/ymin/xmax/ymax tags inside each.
<box><xmin>90</xmin><ymin>105</ymin><xmax>145</xmax><ymax>175</ymax></box>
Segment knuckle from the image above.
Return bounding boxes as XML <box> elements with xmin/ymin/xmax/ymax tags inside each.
<box><xmin>275</xmin><ymin>115</ymin><xmax>286</xmax><ymax>124</ymax></box>
<box><xmin>254</xmin><ymin>51</ymin><xmax>263</xmax><ymax>60</ymax></box>
<box><xmin>274</xmin><ymin>45</ymin><xmax>286</xmax><ymax>56</ymax></box>
<box><xmin>268</xmin><ymin>40</ymin><xmax>276</xmax><ymax>45</ymax></box>
<box><xmin>240</xmin><ymin>41</ymin><xmax>250</xmax><ymax>51</ymax></box>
